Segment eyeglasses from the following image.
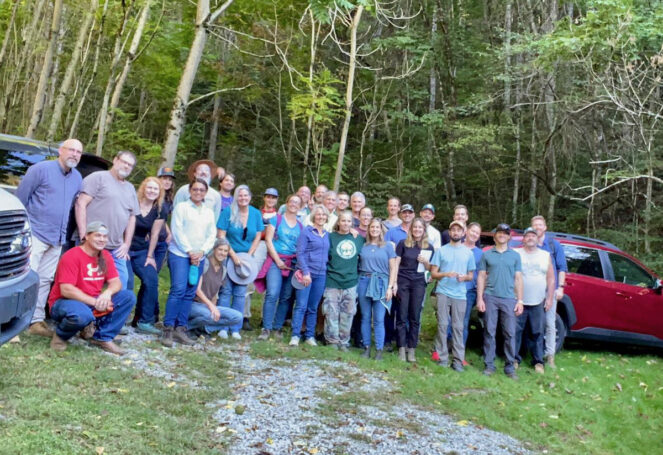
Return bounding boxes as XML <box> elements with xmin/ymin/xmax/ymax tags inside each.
<box><xmin>117</xmin><ymin>157</ymin><xmax>135</xmax><ymax>168</ymax></box>
<box><xmin>191</xmin><ymin>188</ymin><xmax>207</xmax><ymax>193</ymax></box>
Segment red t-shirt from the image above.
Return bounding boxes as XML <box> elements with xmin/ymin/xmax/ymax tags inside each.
<box><xmin>48</xmin><ymin>247</ymin><xmax>119</xmax><ymax>308</ymax></box>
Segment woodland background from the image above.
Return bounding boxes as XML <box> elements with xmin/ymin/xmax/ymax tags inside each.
<box><xmin>1</xmin><ymin>0</ymin><xmax>662</xmax><ymax>267</ymax></box>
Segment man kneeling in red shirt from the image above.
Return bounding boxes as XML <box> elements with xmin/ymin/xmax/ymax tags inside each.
<box><xmin>48</xmin><ymin>221</ymin><xmax>136</xmax><ymax>355</ymax></box>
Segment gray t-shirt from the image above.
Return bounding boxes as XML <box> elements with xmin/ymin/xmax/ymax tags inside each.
<box><xmin>516</xmin><ymin>247</ymin><xmax>551</xmax><ymax>305</ymax></box>
<box><xmin>81</xmin><ymin>171</ymin><xmax>140</xmax><ymax>249</ymax></box>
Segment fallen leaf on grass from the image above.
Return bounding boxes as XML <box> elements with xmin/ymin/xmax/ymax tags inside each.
<box><xmin>266</xmin><ymin>438</ymin><xmax>273</xmax><ymax>445</ymax></box>
<box><xmin>167</xmin><ymin>382</ymin><xmax>176</xmax><ymax>388</ymax></box>
<box><xmin>639</xmin><ymin>382</ymin><xmax>648</xmax><ymax>392</ymax></box>
<box><xmin>548</xmin><ymin>415</ymin><xmax>559</xmax><ymax>419</ymax></box>
<box><xmin>615</xmin><ymin>383</ymin><xmax>622</xmax><ymax>392</ymax></box>
<box><xmin>308</xmin><ymin>448</ymin><xmax>319</xmax><ymax>454</ymax></box>
<box><xmin>456</xmin><ymin>420</ymin><xmax>469</xmax><ymax>426</ymax></box>
<box><xmin>540</xmin><ymin>422</ymin><xmax>548</xmax><ymax>428</ymax></box>
<box><xmin>95</xmin><ymin>448</ymin><xmax>104</xmax><ymax>455</ymax></box>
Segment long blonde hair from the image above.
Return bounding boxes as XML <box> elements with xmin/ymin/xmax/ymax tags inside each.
<box><xmin>365</xmin><ymin>218</ymin><xmax>386</xmax><ymax>247</ymax></box>
<box><xmin>333</xmin><ymin>210</ymin><xmax>353</xmax><ymax>232</ymax></box>
<box><xmin>136</xmin><ymin>176</ymin><xmax>164</xmax><ymax>211</ymax></box>
<box><xmin>405</xmin><ymin>217</ymin><xmax>429</xmax><ymax>248</ymax></box>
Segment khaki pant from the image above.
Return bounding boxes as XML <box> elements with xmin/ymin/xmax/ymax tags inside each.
<box><xmin>434</xmin><ymin>293</ymin><xmax>466</xmax><ymax>365</ymax></box>
<box><xmin>29</xmin><ymin>236</ymin><xmax>62</xmax><ymax>324</ymax></box>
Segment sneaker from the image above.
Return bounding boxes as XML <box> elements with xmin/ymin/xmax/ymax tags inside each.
<box><xmin>339</xmin><ymin>344</ymin><xmax>349</xmax><ymax>352</ymax></box>
<box><xmin>89</xmin><ymin>339</ymin><xmax>125</xmax><ymax>356</ymax></box>
<box><xmin>50</xmin><ymin>333</ymin><xmax>67</xmax><ymax>352</ymax></box>
<box><xmin>462</xmin><ymin>359</ymin><xmax>470</xmax><ymax>367</ymax></box>
<box><xmin>289</xmin><ymin>336</ymin><xmax>300</xmax><ymax>346</ymax></box>
<box><xmin>398</xmin><ymin>347</ymin><xmax>407</xmax><ymax>361</ymax></box>
<box><xmin>136</xmin><ymin>322</ymin><xmax>161</xmax><ymax>335</ymax></box>
<box><xmin>374</xmin><ymin>350</ymin><xmax>383</xmax><ymax>361</ymax></box>
<box><xmin>360</xmin><ymin>347</ymin><xmax>370</xmax><ymax>358</ymax></box>
<box><xmin>506</xmin><ymin>372</ymin><xmax>519</xmax><ymax>380</ymax></box>
<box><xmin>273</xmin><ymin>329</ymin><xmax>284</xmax><ymax>341</ymax></box>
<box><xmin>482</xmin><ymin>368</ymin><xmax>495</xmax><ymax>376</ymax></box>
<box><xmin>534</xmin><ymin>363</ymin><xmax>545</xmax><ymax>374</ymax></box>
<box><xmin>304</xmin><ymin>337</ymin><xmax>317</xmax><ymax>346</ymax></box>
<box><xmin>119</xmin><ymin>325</ymin><xmax>129</xmax><ymax>336</ymax></box>
<box><xmin>546</xmin><ymin>356</ymin><xmax>556</xmax><ymax>369</ymax></box>
<box><xmin>242</xmin><ymin>318</ymin><xmax>253</xmax><ymax>331</ymax></box>
<box><xmin>406</xmin><ymin>348</ymin><xmax>416</xmax><ymax>363</ymax></box>
<box><xmin>452</xmin><ymin>363</ymin><xmax>465</xmax><ymax>373</ymax></box>
<box><xmin>218</xmin><ymin>329</ymin><xmax>229</xmax><ymax>339</ymax></box>
<box><xmin>257</xmin><ymin>329</ymin><xmax>270</xmax><ymax>341</ymax></box>
<box><xmin>231</xmin><ymin>332</ymin><xmax>242</xmax><ymax>340</ymax></box>
<box><xmin>161</xmin><ymin>326</ymin><xmax>174</xmax><ymax>348</ymax></box>
<box><xmin>79</xmin><ymin>322</ymin><xmax>96</xmax><ymax>340</ymax></box>
<box><xmin>436</xmin><ymin>360</ymin><xmax>449</xmax><ymax>368</ymax></box>
<box><xmin>28</xmin><ymin>321</ymin><xmax>54</xmax><ymax>338</ymax></box>
<box><xmin>431</xmin><ymin>351</ymin><xmax>441</xmax><ymax>362</ymax></box>
<box><xmin>173</xmin><ymin>326</ymin><xmax>196</xmax><ymax>345</ymax></box>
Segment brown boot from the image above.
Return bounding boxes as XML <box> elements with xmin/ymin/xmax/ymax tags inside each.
<box><xmin>406</xmin><ymin>348</ymin><xmax>416</xmax><ymax>363</ymax></box>
<box><xmin>161</xmin><ymin>326</ymin><xmax>174</xmax><ymax>348</ymax></box>
<box><xmin>89</xmin><ymin>339</ymin><xmax>125</xmax><ymax>356</ymax></box>
<box><xmin>50</xmin><ymin>333</ymin><xmax>67</xmax><ymax>352</ymax></box>
<box><xmin>398</xmin><ymin>347</ymin><xmax>407</xmax><ymax>361</ymax></box>
<box><xmin>79</xmin><ymin>322</ymin><xmax>96</xmax><ymax>340</ymax></box>
<box><xmin>28</xmin><ymin>321</ymin><xmax>54</xmax><ymax>338</ymax></box>
<box><xmin>546</xmin><ymin>355</ymin><xmax>556</xmax><ymax>369</ymax></box>
<box><xmin>173</xmin><ymin>326</ymin><xmax>196</xmax><ymax>346</ymax></box>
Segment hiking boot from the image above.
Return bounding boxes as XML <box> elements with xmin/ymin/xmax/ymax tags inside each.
<box><xmin>136</xmin><ymin>322</ymin><xmax>161</xmax><ymax>335</ymax></box>
<box><xmin>506</xmin><ymin>371</ymin><xmax>519</xmax><ymax>381</ymax></box>
<box><xmin>273</xmin><ymin>329</ymin><xmax>284</xmax><ymax>341</ymax></box>
<box><xmin>339</xmin><ymin>344</ymin><xmax>349</xmax><ymax>352</ymax></box>
<box><xmin>452</xmin><ymin>362</ymin><xmax>465</xmax><ymax>373</ymax></box>
<box><xmin>50</xmin><ymin>333</ymin><xmax>67</xmax><ymax>352</ymax></box>
<box><xmin>398</xmin><ymin>347</ymin><xmax>407</xmax><ymax>361</ymax></box>
<box><xmin>374</xmin><ymin>350</ymin><xmax>383</xmax><ymax>361</ymax></box>
<box><xmin>28</xmin><ymin>321</ymin><xmax>54</xmax><ymax>338</ymax></box>
<box><xmin>218</xmin><ymin>329</ymin><xmax>228</xmax><ymax>339</ymax></box>
<box><xmin>304</xmin><ymin>337</ymin><xmax>317</xmax><ymax>346</ymax></box>
<box><xmin>289</xmin><ymin>336</ymin><xmax>300</xmax><ymax>346</ymax></box>
<box><xmin>89</xmin><ymin>339</ymin><xmax>125</xmax><ymax>356</ymax></box>
<box><xmin>174</xmin><ymin>326</ymin><xmax>196</xmax><ymax>345</ymax></box>
<box><xmin>242</xmin><ymin>318</ymin><xmax>253</xmax><ymax>331</ymax></box>
<box><xmin>360</xmin><ymin>347</ymin><xmax>370</xmax><ymax>358</ymax></box>
<box><xmin>534</xmin><ymin>363</ymin><xmax>545</xmax><ymax>374</ymax></box>
<box><xmin>161</xmin><ymin>326</ymin><xmax>174</xmax><ymax>348</ymax></box>
<box><xmin>546</xmin><ymin>355</ymin><xmax>556</xmax><ymax>369</ymax></box>
<box><xmin>406</xmin><ymin>348</ymin><xmax>416</xmax><ymax>363</ymax></box>
<box><xmin>79</xmin><ymin>322</ymin><xmax>96</xmax><ymax>340</ymax></box>
<box><xmin>231</xmin><ymin>332</ymin><xmax>242</xmax><ymax>340</ymax></box>
<box><xmin>483</xmin><ymin>368</ymin><xmax>495</xmax><ymax>377</ymax></box>
<box><xmin>257</xmin><ymin>329</ymin><xmax>270</xmax><ymax>341</ymax></box>
<box><xmin>437</xmin><ymin>360</ymin><xmax>449</xmax><ymax>368</ymax></box>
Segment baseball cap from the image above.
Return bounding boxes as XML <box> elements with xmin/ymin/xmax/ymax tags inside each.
<box><xmin>523</xmin><ymin>227</ymin><xmax>537</xmax><ymax>236</ymax></box>
<box><xmin>157</xmin><ymin>167</ymin><xmax>175</xmax><ymax>178</ymax></box>
<box><xmin>449</xmin><ymin>220</ymin><xmax>465</xmax><ymax>230</ymax></box>
<box><xmin>86</xmin><ymin>221</ymin><xmax>109</xmax><ymax>235</ymax></box>
<box><xmin>495</xmin><ymin>223</ymin><xmax>511</xmax><ymax>234</ymax></box>
<box><xmin>421</xmin><ymin>203</ymin><xmax>435</xmax><ymax>214</ymax></box>
<box><xmin>400</xmin><ymin>204</ymin><xmax>414</xmax><ymax>213</ymax></box>
<box><xmin>264</xmin><ymin>188</ymin><xmax>279</xmax><ymax>197</ymax></box>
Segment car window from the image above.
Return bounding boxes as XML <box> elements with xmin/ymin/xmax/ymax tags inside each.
<box><xmin>563</xmin><ymin>245</ymin><xmax>604</xmax><ymax>279</ymax></box>
<box><xmin>0</xmin><ymin>147</ymin><xmax>53</xmax><ymax>187</ymax></box>
<box><xmin>608</xmin><ymin>253</ymin><xmax>655</xmax><ymax>288</ymax></box>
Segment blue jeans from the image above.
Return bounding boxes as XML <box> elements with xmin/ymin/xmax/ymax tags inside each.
<box><xmin>188</xmin><ymin>302</ymin><xmax>243</xmax><ymax>333</ymax></box>
<box><xmin>164</xmin><ymin>254</ymin><xmax>204</xmax><ymax>328</ymax></box>
<box><xmin>357</xmin><ymin>275</ymin><xmax>387</xmax><ymax>350</ymax></box>
<box><xmin>50</xmin><ymin>290</ymin><xmax>136</xmax><ymax>342</ymax></box>
<box><xmin>292</xmin><ymin>273</ymin><xmax>326</xmax><ymax>339</ymax></box>
<box><xmin>515</xmin><ymin>301</ymin><xmax>545</xmax><ymax>365</ymax></box>
<box><xmin>128</xmin><ymin>249</ymin><xmax>160</xmax><ymax>324</ymax></box>
<box><xmin>262</xmin><ymin>263</ymin><xmax>294</xmax><ymax>330</ymax></box>
<box><xmin>463</xmin><ymin>289</ymin><xmax>477</xmax><ymax>345</ymax></box>
<box><xmin>220</xmin><ymin>278</ymin><xmax>247</xmax><ymax>333</ymax></box>
<box><xmin>111</xmin><ymin>248</ymin><xmax>129</xmax><ymax>290</ymax></box>
<box><xmin>155</xmin><ymin>241</ymin><xmax>168</xmax><ymax>272</ymax></box>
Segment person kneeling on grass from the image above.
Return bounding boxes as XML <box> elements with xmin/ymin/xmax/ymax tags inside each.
<box><xmin>188</xmin><ymin>238</ymin><xmax>243</xmax><ymax>338</ymax></box>
<box><xmin>48</xmin><ymin>221</ymin><xmax>136</xmax><ymax>356</ymax></box>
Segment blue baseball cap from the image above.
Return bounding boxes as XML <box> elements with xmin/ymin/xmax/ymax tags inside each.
<box><xmin>421</xmin><ymin>203</ymin><xmax>435</xmax><ymax>214</ymax></box>
<box><xmin>264</xmin><ymin>188</ymin><xmax>279</xmax><ymax>197</ymax></box>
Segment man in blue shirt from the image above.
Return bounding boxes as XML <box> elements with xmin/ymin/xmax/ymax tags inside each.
<box><xmin>477</xmin><ymin>223</ymin><xmax>524</xmax><ymax>379</ymax></box>
<box><xmin>430</xmin><ymin>221</ymin><xmax>476</xmax><ymax>372</ymax></box>
<box><xmin>531</xmin><ymin>215</ymin><xmax>568</xmax><ymax>369</ymax></box>
<box><xmin>16</xmin><ymin>138</ymin><xmax>83</xmax><ymax>337</ymax></box>
<box><xmin>385</xmin><ymin>204</ymin><xmax>415</xmax><ymax>247</ymax></box>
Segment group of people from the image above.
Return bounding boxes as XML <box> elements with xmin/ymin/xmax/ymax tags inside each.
<box><xmin>17</xmin><ymin>138</ymin><xmax>567</xmax><ymax>379</ymax></box>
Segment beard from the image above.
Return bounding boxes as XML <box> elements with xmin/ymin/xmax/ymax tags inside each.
<box><xmin>118</xmin><ymin>169</ymin><xmax>131</xmax><ymax>178</ymax></box>
<box><xmin>65</xmin><ymin>158</ymin><xmax>78</xmax><ymax>169</ymax></box>
<box><xmin>450</xmin><ymin>234</ymin><xmax>463</xmax><ymax>242</ymax></box>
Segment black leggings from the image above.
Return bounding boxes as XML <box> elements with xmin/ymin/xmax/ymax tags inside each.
<box><xmin>396</xmin><ymin>277</ymin><xmax>427</xmax><ymax>348</ymax></box>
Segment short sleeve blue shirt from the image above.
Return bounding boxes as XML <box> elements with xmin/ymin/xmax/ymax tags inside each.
<box><xmin>217</xmin><ymin>205</ymin><xmax>264</xmax><ymax>253</ymax></box>
<box><xmin>478</xmin><ymin>247</ymin><xmax>522</xmax><ymax>299</ymax></box>
<box><xmin>431</xmin><ymin>243</ymin><xmax>476</xmax><ymax>299</ymax></box>
<box><xmin>359</xmin><ymin>242</ymin><xmax>396</xmax><ymax>276</ymax></box>
<box><xmin>269</xmin><ymin>215</ymin><xmax>301</xmax><ymax>255</ymax></box>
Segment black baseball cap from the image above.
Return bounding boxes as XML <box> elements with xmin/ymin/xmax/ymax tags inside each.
<box><xmin>400</xmin><ymin>204</ymin><xmax>414</xmax><ymax>213</ymax></box>
<box><xmin>495</xmin><ymin>223</ymin><xmax>511</xmax><ymax>234</ymax></box>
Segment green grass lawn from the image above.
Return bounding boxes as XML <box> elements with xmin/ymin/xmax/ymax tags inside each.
<box><xmin>1</xmin><ymin>271</ymin><xmax>661</xmax><ymax>454</ymax></box>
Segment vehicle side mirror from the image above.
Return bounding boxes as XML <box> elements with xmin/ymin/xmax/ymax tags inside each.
<box><xmin>653</xmin><ymin>279</ymin><xmax>662</xmax><ymax>294</ymax></box>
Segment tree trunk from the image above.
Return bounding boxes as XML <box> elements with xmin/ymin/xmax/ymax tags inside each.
<box><xmin>104</xmin><ymin>0</ymin><xmax>152</xmax><ymax>137</ymax></box>
<box><xmin>47</xmin><ymin>0</ymin><xmax>98</xmax><ymax>140</ymax></box>
<box><xmin>208</xmin><ymin>88</ymin><xmax>222</xmax><ymax>160</ymax></box>
<box><xmin>26</xmin><ymin>0</ymin><xmax>64</xmax><ymax>138</ymax></box>
<box><xmin>0</xmin><ymin>0</ymin><xmax>19</xmax><ymax>67</ymax></box>
<box><xmin>332</xmin><ymin>5</ymin><xmax>363</xmax><ymax>192</ymax></box>
<box><xmin>162</xmin><ymin>0</ymin><xmax>235</xmax><ymax>167</ymax></box>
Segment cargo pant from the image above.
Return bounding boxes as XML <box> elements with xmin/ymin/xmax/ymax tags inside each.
<box><xmin>322</xmin><ymin>286</ymin><xmax>357</xmax><ymax>347</ymax></box>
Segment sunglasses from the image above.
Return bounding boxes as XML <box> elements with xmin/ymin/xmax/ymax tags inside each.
<box><xmin>242</xmin><ymin>227</ymin><xmax>248</xmax><ymax>241</ymax></box>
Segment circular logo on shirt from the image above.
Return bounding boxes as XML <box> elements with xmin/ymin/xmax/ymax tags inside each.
<box><xmin>337</xmin><ymin>239</ymin><xmax>357</xmax><ymax>259</ymax></box>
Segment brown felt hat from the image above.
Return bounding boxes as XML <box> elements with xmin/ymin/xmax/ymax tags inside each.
<box><xmin>187</xmin><ymin>160</ymin><xmax>218</xmax><ymax>182</ymax></box>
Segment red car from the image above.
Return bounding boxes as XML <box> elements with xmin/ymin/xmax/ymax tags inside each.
<box><xmin>480</xmin><ymin>232</ymin><xmax>663</xmax><ymax>351</ymax></box>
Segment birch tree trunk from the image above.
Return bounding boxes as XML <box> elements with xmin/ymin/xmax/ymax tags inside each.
<box><xmin>162</xmin><ymin>0</ymin><xmax>235</xmax><ymax>167</ymax></box>
<box><xmin>332</xmin><ymin>5</ymin><xmax>363</xmax><ymax>192</ymax></box>
<box><xmin>0</xmin><ymin>0</ymin><xmax>19</xmax><ymax>67</ymax></box>
<box><xmin>26</xmin><ymin>0</ymin><xmax>64</xmax><ymax>138</ymax></box>
<box><xmin>47</xmin><ymin>0</ymin><xmax>98</xmax><ymax>140</ymax></box>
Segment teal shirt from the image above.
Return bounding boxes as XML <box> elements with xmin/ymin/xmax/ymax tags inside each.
<box><xmin>431</xmin><ymin>243</ymin><xmax>476</xmax><ymax>299</ymax></box>
<box><xmin>326</xmin><ymin>232</ymin><xmax>365</xmax><ymax>289</ymax></box>
<box><xmin>217</xmin><ymin>205</ymin><xmax>264</xmax><ymax>253</ymax></box>
<box><xmin>478</xmin><ymin>247</ymin><xmax>522</xmax><ymax>299</ymax></box>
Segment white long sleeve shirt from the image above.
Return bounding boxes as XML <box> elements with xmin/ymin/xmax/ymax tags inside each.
<box><xmin>169</xmin><ymin>199</ymin><xmax>217</xmax><ymax>257</ymax></box>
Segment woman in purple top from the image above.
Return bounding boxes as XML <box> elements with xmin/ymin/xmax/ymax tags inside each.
<box><xmin>356</xmin><ymin>206</ymin><xmax>372</xmax><ymax>238</ymax></box>
<box><xmin>290</xmin><ymin>204</ymin><xmax>330</xmax><ymax>346</ymax></box>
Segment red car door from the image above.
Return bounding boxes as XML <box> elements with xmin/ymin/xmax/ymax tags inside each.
<box><xmin>562</xmin><ymin>244</ymin><xmax>616</xmax><ymax>332</ymax></box>
<box><xmin>606</xmin><ymin>252</ymin><xmax>663</xmax><ymax>341</ymax></box>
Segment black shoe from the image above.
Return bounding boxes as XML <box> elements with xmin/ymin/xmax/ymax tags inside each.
<box><xmin>242</xmin><ymin>318</ymin><xmax>253</xmax><ymax>331</ymax></box>
<box><xmin>483</xmin><ymin>368</ymin><xmax>495</xmax><ymax>376</ymax></box>
<box><xmin>436</xmin><ymin>360</ymin><xmax>449</xmax><ymax>368</ymax></box>
<box><xmin>374</xmin><ymin>350</ymin><xmax>383</xmax><ymax>361</ymax></box>
<box><xmin>452</xmin><ymin>363</ymin><xmax>464</xmax><ymax>373</ymax></box>
<box><xmin>506</xmin><ymin>372</ymin><xmax>519</xmax><ymax>380</ymax></box>
<box><xmin>360</xmin><ymin>347</ymin><xmax>370</xmax><ymax>358</ymax></box>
